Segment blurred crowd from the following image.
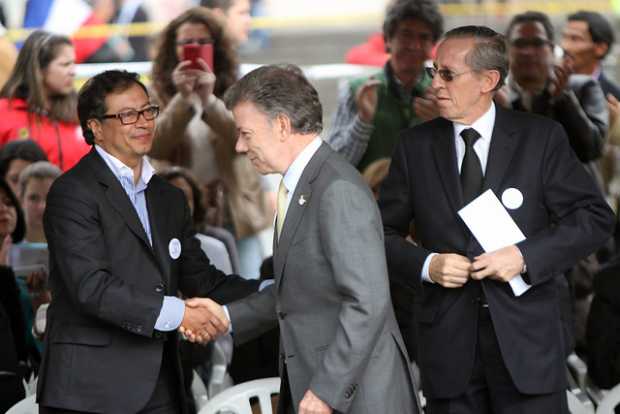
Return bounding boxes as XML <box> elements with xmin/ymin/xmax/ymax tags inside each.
<box><xmin>1</xmin><ymin>0</ymin><xmax>620</xmax><ymax>412</ymax></box>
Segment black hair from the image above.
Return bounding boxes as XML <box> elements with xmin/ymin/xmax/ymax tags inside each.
<box><xmin>568</xmin><ymin>10</ymin><xmax>615</xmax><ymax>59</ymax></box>
<box><xmin>0</xmin><ymin>140</ymin><xmax>48</xmax><ymax>179</ymax></box>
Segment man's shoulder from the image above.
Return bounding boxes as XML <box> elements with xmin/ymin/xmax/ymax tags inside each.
<box><xmin>600</xmin><ymin>71</ymin><xmax>620</xmax><ymax>100</ymax></box>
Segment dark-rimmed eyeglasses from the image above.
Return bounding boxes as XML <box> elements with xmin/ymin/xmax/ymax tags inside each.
<box><xmin>425</xmin><ymin>66</ymin><xmax>473</xmax><ymax>82</ymax></box>
<box><xmin>176</xmin><ymin>38</ymin><xmax>213</xmax><ymax>46</ymax></box>
<box><xmin>101</xmin><ymin>105</ymin><xmax>160</xmax><ymax>125</ymax></box>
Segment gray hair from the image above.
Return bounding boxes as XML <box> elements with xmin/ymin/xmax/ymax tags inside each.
<box><xmin>224</xmin><ymin>64</ymin><xmax>323</xmax><ymax>135</ymax></box>
<box><xmin>18</xmin><ymin>161</ymin><xmax>62</xmax><ymax>196</ymax></box>
<box><xmin>443</xmin><ymin>25</ymin><xmax>508</xmax><ymax>91</ymax></box>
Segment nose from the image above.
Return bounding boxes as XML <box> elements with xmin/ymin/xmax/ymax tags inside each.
<box><xmin>431</xmin><ymin>73</ymin><xmax>443</xmax><ymax>90</ymax></box>
<box><xmin>235</xmin><ymin>137</ymin><xmax>247</xmax><ymax>154</ymax></box>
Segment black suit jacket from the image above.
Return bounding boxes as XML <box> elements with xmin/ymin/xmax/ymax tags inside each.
<box><xmin>599</xmin><ymin>71</ymin><xmax>620</xmax><ymax>101</ymax></box>
<box><xmin>380</xmin><ymin>106</ymin><xmax>614</xmax><ymax>399</ymax></box>
<box><xmin>36</xmin><ymin>149</ymin><xmax>257</xmax><ymax>413</ymax></box>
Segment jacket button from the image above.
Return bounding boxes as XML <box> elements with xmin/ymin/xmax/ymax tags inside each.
<box><xmin>155</xmin><ymin>283</ymin><xmax>165</xmax><ymax>293</ymax></box>
<box><xmin>278</xmin><ymin>312</ymin><xmax>287</xmax><ymax>320</ymax></box>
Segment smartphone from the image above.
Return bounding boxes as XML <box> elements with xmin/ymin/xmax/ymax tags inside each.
<box><xmin>182</xmin><ymin>43</ymin><xmax>214</xmax><ymax>71</ymax></box>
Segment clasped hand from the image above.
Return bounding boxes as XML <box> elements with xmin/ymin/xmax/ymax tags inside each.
<box><xmin>429</xmin><ymin>245</ymin><xmax>525</xmax><ymax>288</ymax></box>
<box><xmin>179</xmin><ymin>298</ymin><xmax>228</xmax><ymax>344</ymax></box>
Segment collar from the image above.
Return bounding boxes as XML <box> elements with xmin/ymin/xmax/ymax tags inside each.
<box><xmin>385</xmin><ymin>61</ymin><xmax>429</xmax><ymax>101</ymax></box>
<box><xmin>282</xmin><ymin>137</ymin><xmax>323</xmax><ymax>194</ymax></box>
<box><xmin>95</xmin><ymin>145</ymin><xmax>154</xmax><ymax>187</ymax></box>
<box><xmin>592</xmin><ymin>65</ymin><xmax>602</xmax><ymax>80</ymax></box>
<box><xmin>452</xmin><ymin>102</ymin><xmax>496</xmax><ymax>143</ymax></box>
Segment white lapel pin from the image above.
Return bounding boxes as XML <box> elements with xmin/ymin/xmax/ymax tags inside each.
<box><xmin>298</xmin><ymin>195</ymin><xmax>307</xmax><ymax>206</ymax></box>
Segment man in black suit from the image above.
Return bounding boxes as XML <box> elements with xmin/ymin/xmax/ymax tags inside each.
<box><xmin>36</xmin><ymin>70</ymin><xmax>257</xmax><ymax>413</ymax></box>
<box><xmin>380</xmin><ymin>25</ymin><xmax>614</xmax><ymax>413</ymax></box>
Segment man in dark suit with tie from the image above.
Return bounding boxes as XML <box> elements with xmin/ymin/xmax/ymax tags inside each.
<box><xmin>380</xmin><ymin>25</ymin><xmax>614</xmax><ymax>413</ymax></box>
<box><xmin>36</xmin><ymin>70</ymin><xmax>257</xmax><ymax>413</ymax></box>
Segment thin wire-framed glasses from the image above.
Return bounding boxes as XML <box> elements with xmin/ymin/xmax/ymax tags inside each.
<box><xmin>425</xmin><ymin>66</ymin><xmax>474</xmax><ymax>82</ymax></box>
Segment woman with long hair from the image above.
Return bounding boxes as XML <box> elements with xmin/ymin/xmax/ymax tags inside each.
<box><xmin>0</xmin><ymin>31</ymin><xmax>90</xmax><ymax>171</ymax></box>
<box><xmin>150</xmin><ymin>7</ymin><xmax>271</xmax><ymax>278</ymax></box>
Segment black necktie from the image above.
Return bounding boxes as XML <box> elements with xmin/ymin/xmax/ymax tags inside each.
<box><xmin>460</xmin><ymin>128</ymin><xmax>483</xmax><ymax>205</ymax></box>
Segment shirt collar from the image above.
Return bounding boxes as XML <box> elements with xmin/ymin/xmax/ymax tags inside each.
<box><xmin>282</xmin><ymin>137</ymin><xmax>323</xmax><ymax>194</ymax></box>
<box><xmin>452</xmin><ymin>102</ymin><xmax>496</xmax><ymax>143</ymax></box>
<box><xmin>592</xmin><ymin>65</ymin><xmax>602</xmax><ymax>80</ymax></box>
<box><xmin>95</xmin><ymin>145</ymin><xmax>154</xmax><ymax>187</ymax></box>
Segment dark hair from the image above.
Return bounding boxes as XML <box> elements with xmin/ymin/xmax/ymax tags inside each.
<box><xmin>443</xmin><ymin>25</ymin><xmax>508</xmax><ymax>91</ymax></box>
<box><xmin>77</xmin><ymin>70</ymin><xmax>149</xmax><ymax>145</ymax></box>
<box><xmin>0</xmin><ymin>30</ymin><xmax>77</xmax><ymax>123</ymax></box>
<box><xmin>568</xmin><ymin>10</ymin><xmax>615</xmax><ymax>59</ymax></box>
<box><xmin>224</xmin><ymin>64</ymin><xmax>323</xmax><ymax>135</ymax></box>
<box><xmin>151</xmin><ymin>7</ymin><xmax>238</xmax><ymax>106</ymax></box>
<box><xmin>0</xmin><ymin>140</ymin><xmax>48</xmax><ymax>179</ymax></box>
<box><xmin>0</xmin><ymin>177</ymin><xmax>25</xmax><ymax>243</ymax></box>
<box><xmin>200</xmin><ymin>0</ymin><xmax>233</xmax><ymax>11</ymax></box>
<box><xmin>158</xmin><ymin>166</ymin><xmax>206</xmax><ymax>227</ymax></box>
<box><xmin>383</xmin><ymin>0</ymin><xmax>444</xmax><ymax>42</ymax></box>
<box><xmin>506</xmin><ymin>11</ymin><xmax>555</xmax><ymax>43</ymax></box>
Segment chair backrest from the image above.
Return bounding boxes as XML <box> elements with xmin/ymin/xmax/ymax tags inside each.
<box><xmin>567</xmin><ymin>390</ymin><xmax>594</xmax><ymax>414</ymax></box>
<box><xmin>6</xmin><ymin>394</ymin><xmax>37</xmax><ymax>414</ymax></box>
<box><xmin>192</xmin><ymin>370</ymin><xmax>209</xmax><ymax>411</ymax></box>
<box><xmin>596</xmin><ymin>383</ymin><xmax>620</xmax><ymax>414</ymax></box>
<box><xmin>198</xmin><ymin>377</ymin><xmax>281</xmax><ymax>414</ymax></box>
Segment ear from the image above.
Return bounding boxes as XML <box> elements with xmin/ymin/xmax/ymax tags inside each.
<box><xmin>275</xmin><ymin>113</ymin><xmax>292</xmax><ymax>141</ymax></box>
<box><xmin>87</xmin><ymin>119</ymin><xmax>103</xmax><ymax>144</ymax></box>
<box><xmin>593</xmin><ymin>42</ymin><xmax>609</xmax><ymax>60</ymax></box>
<box><xmin>481</xmin><ymin>69</ymin><xmax>501</xmax><ymax>94</ymax></box>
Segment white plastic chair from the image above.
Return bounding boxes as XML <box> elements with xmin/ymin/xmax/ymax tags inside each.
<box><xmin>567</xmin><ymin>390</ymin><xmax>594</xmax><ymax>414</ymax></box>
<box><xmin>192</xmin><ymin>370</ymin><xmax>209</xmax><ymax>411</ymax></box>
<box><xmin>5</xmin><ymin>394</ymin><xmax>37</xmax><ymax>414</ymax></box>
<box><xmin>198</xmin><ymin>377</ymin><xmax>280</xmax><ymax>414</ymax></box>
<box><xmin>596</xmin><ymin>383</ymin><xmax>620</xmax><ymax>413</ymax></box>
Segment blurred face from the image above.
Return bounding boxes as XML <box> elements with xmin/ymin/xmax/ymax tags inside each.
<box><xmin>233</xmin><ymin>101</ymin><xmax>283</xmax><ymax>175</ymax></box>
<box><xmin>169</xmin><ymin>176</ymin><xmax>195</xmax><ymax>217</ymax></box>
<box><xmin>21</xmin><ymin>177</ymin><xmax>53</xmax><ymax>232</ymax></box>
<box><xmin>5</xmin><ymin>159</ymin><xmax>32</xmax><ymax>196</ymax></box>
<box><xmin>225</xmin><ymin>0</ymin><xmax>251</xmax><ymax>45</ymax></box>
<box><xmin>175</xmin><ymin>22</ymin><xmax>213</xmax><ymax>62</ymax></box>
<box><xmin>0</xmin><ymin>188</ymin><xmax>17</xmax><ymax>238</ymax></box>
<box><xmin>43</xmin><ymin>44</ymin><xmax>76</xmax><ymax>97</ymax></box>
<box><xmin>561</xmin><ymin>20</ymin><xmax>606</xmax><ymax>74</ymax></box>
<box><xmin>387</xmin><ymin>18</ymin><xmax>434</xmax><ymax>80</ymax></box>
<box><xmin>508</xmin><ymin>21</ymin><xmax>554</xmax><ymax>86</ymax></box>
<box><xmin>432</xmin><ymin>37</ymin><xmax>494</xmax><ymax>124</ymax></box>
<box><xmin>90</xmin><ymin>84</ymin><xmax>155</xmax><ymax>168</ymax></box>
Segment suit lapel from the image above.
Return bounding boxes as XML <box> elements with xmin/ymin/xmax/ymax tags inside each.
<box><xmin>273</xmin><ymin>143</ymin><xmax>331</xmax><ymax>289</ymax></box>
<box><xmin>431</xmin><ymin>118</ymin><xmax>463</xmax><ymax>212</ymax></box>
<box><xmin>88</xmin><ymin>149</ymin><xmax>154</xmax><ymax>255</ymax></box>
<box><xmin>483</xmin><ymin>107</ymin><xmax>518</xmax><ymax>195</ymax></box>
<box><xmin>146</xmin><ymin>179</ymin><xmax>171</xmax><ymax>286</ymax></box>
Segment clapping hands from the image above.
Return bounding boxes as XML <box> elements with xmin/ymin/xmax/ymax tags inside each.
<box><xmin>179</xmin><ymin>298</ymin><xmax>229</xmax><ymax>344</ymax></box>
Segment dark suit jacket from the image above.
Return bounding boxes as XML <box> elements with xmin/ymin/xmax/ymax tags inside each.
<box><xmin>36</xmin><ymin>149</ymin><xmax>257</xmax><ymax>413</ymax></box>
<box><xmin>599</xmin><ymin>71</ymin><xmax>620</xmax><ymax>101</ymax></box>
<box><xmin>380</xmin><ymin>106</ymin><xmax>614</xmax><ymax>399</ymax></box>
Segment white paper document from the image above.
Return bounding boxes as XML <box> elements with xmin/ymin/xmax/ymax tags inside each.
<box><xmin>458</xmin><ymin>189</ymin><xmax>532</xmax><ymax>296</ymax></box>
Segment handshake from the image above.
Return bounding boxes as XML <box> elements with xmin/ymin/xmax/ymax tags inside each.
<box><xmin>179</xmin><ymin>298</ymin><xmax>229</xmax><ymax>344</ymax></box>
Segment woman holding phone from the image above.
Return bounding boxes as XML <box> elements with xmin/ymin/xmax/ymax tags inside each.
<box><xmin>150</xmin><ymin>7</ymin><xmax>271</xmax><ymax>278</ymax></box>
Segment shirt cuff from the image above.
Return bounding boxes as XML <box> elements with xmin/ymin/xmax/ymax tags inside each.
<box><xmin>222</xmin><ymin>305</ymin><xmax>232</xmax><ymax>334</ymax></box>
<box><xmin>259</xmin><ymin>279</ymin><xmax>275</xmax><ymax>291</ymax></box>
<box><xmin>154</xmin><ymin>296</ymin><xmax>185</xmax><ymax>332</ymax></box>
<box><xmin>421</xmin><ymin>253</ymin><xmax>438</xmax><ymax>283</ymax></box>
<box><xmin>352</xmin><ymin>114</ymin><xmax>375</xmax><ymax>137</ymax></box>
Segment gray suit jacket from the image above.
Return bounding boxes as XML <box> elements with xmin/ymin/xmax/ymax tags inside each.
<box><xmin>228</xmin><ymin>143</ymin><xmax>419</xmax><ymax>413</ymax></box>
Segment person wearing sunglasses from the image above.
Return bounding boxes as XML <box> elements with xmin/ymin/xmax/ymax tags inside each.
<box><xmin>380</xmin><ymin>25</ymin><xmax>614</xmax><ymax>414</ymax></box>
<box><xmin>326</xmin><ymin>0</ymin><xmax>443</xmax><ymax>173</ymax></box>
<box><xmin>36</xmin><ymin>70</ymin><xmax>260</xmax><ymax>414</ymax></box>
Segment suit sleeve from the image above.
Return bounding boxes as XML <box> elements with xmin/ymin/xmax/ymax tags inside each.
<box><xmin>309</xmin><ymin>179</ymin><xmax>392</xmax><ymax>413</ymax></box>
<box><xmin>379</xmin><ymin>137</ymin><xmax>433</xmax><ymax>289</ymax></box>
<box><xmin>517</xmin><ymin>123</ymin><xmax>614</xmax><ymax>285</ymax></box>
<box><xmin>226</xmin><ymin>284</ymin><xmax>278</xmax><ymax>344</ymax></box>
<box><xmin>44</xmin><ymin>180</ymin><xmax>163</xmax><ymax>338</ymax></box>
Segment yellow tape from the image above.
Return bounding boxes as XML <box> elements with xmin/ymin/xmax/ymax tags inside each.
<box><xmin>6</xmin><ymin>1</ymin><xmax>615</xmax><ymax>42</ymax></box>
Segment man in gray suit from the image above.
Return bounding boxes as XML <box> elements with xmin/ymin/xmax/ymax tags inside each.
<box><xmin>186</xmin><ymin>64</ymin><xmax>419</xmax><ymax>414</ymax></box>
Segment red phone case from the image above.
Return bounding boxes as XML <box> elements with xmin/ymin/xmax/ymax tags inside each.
<box><xmin>182</xmin><ymin>44</ymin><xmax>213</xmax><ymax>71</ymax></box>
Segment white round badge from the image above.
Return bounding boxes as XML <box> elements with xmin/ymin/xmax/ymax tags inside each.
<box><xmin>501</xmin><ymin>188</ymin><xmax>523</xmax><ymax>210</ymax></box>
<box><xmin>168</xmin><ymin>238</ymin><xmax>181</xmax><ymax>260</ymax></box>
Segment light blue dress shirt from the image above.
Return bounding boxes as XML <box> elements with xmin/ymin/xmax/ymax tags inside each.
<box><xmin>95</xmin><ymin>146</ymin><xmax>184</xmax><ymax>332</ymax></box>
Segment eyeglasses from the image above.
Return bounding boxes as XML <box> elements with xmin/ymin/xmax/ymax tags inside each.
<box><xmin>101</xmin><ymin>105</ymin><xmax>160</xmax><ymax>125</ymax></box>
<box><xmin>176</xmin><ymin>38</ymin><xmax>213</xmax><ymax>46</ymax></box>
<box><xmin>510</xmin><ymin>38</ymin><xmax>552</xmax><ymax>49</ymax></box>
<box><xmin>426</xmin><ymin>66</ymin><xmax>474</xmax><ymax>82</ymax></box>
